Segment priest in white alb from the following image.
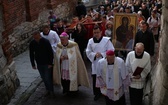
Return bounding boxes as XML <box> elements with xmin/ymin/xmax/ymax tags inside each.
<box><xmin>53</xmin><ymin>32</ymin><xmax>90</xmax><ymax>94</ymax></box>
<box><xmin>96</xmin><ymin>50</ymin><xmax>130</xmax><ymax>105</ymax></box>
<box><xmin>125</xmin><ymin>42</ymin><xmax>151</xmax><ymax>105</ymax></box>
<box><xmin>86</xmin><ymin>24</ymin><xmax>115</xmax><ymax>101</ymax></box>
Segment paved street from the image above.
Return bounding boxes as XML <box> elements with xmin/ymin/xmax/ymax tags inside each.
<box><xmin>8</xmin><ymin>50</ymin><xmax>42</xmax><ymax>105</ymax></box>
<box><xmin>84</xmin><ymin>0</ymin><xmax>102</xmax><ymax>6</ymax></box>
<box><xmin>23</xmin><ymin>82</ymin><xmax>105</xmax><ymax>105</ymax></box>
<box><xmin>23</xmin><ymin>56</ymin><xmax>106</xmax><ymax>105</ymax></box>
<box><xmin>8</xmin><ymin>49</ymin><xmax>105</xmax><ymax>105</ymax></box>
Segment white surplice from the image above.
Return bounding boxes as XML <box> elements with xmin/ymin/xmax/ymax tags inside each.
<box><xmin>61</xmin><ymin>47</ymin><xmax>69</xmax><ymax>80</ymax></box>
<box><xmin>96</xmin><ymin>57</ymin><xmax>130</xmax><ymax>101</ymax></box>
<box><xmin>86</xmin><ymin>37</ymin><xmax>114</xmax><ymax>74</ymax></box>
<box><xmin>41</xmin><ymin>30</ymin><xmax>60</xmax><ymax>52</ymax></box>
<box><xmin>125</xmin><ymin>51</ymin><xmax>151</xmax><ymax>89</ymax></box>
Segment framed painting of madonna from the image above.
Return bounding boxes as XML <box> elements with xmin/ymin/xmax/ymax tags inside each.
<box><xmin>112</xmin><ymin>13</ymin><xmax>138</xmax><ymax>51</ymax></box>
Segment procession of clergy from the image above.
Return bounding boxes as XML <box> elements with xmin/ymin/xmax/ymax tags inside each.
<box><xmin>29</xmin><ymin>0</ymin><xmax>161</xmax><ymax>105</ymax></box>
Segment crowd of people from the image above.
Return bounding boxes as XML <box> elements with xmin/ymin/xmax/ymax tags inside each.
<box><xmin>29</xmin><ymin>0</ymin><xmax>161</xmax><ymax>105</ymax></box>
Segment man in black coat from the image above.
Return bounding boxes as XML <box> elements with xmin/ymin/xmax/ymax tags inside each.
<box><xmin>29</xmin><ymin>31</ymin><xmax>54</xmax><ymax>97</ymax></box>
<box><xmin>76</xmin><ymin>1</ymin><xmax>87</xmax><ymax>19</ymax></box>
<box><xmin>134</xmin><ymin>21</ymin><xmax>155</xmax><ymax>56</ymax></box>
<box><xmin>141</xmin><ymin>2</ymin><xmax>150</xmax><ymax>21</ymax></box>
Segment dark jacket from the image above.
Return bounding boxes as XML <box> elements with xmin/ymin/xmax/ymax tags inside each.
<box><xmin>134</xmin><ymin>30</ymin><xmax>155</xmax><ymax>56</ymax></box>
<box><xmin>141</xmin><ymin>8</ymin><xmax>150</xmax><ymax>21</ymax></box>
<box><xmin>76</xmin><ymin>4</ymin><xmax>87</xmax><ymax>17</ymax></box>
<box><xmin>29</xmin><ymin>37</ymin><xmax>53</xmax><ymax>67</ymax></box>
<box><xmin>72</xmin><ymin>30</ymin><xmax>87</xmax><ymax>46</ymax></box>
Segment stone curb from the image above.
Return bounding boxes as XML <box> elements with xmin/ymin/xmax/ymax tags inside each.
<box><xmin>14</xmin><ymin>77</ymin><xmax>42</xmax><ymax>105</ymax></box>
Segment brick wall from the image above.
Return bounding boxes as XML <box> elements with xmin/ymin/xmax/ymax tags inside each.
<box><xmin>0</xmin><ymin>0</ymin><xmax>78</xmax><ymax>104</ymax></box>
<box><xmin>26</xmin><ymin>0</ymin><xmax>77</xmax><ymax>21</ymax></box>
<box><xmin>1</xmin><ymin>0</ymin><xmax>77</xmax><ymax>62</ymax></box>
<box><xmin>2</xmin><ymin>0</ymin><xmax>26</xmax><ymax>63</ymax></box>
<box><xmin>2</xmin><ymin>0</ymin><xmax>26</xmax><ymax>31</ymax></box>
<box><xmin>25</xmin><ymin>0</ymin><xmax>48</xmax><ymax>21</ymax></box>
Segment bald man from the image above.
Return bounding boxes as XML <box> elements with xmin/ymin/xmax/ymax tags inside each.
<box><xmin>125</xmin><ymin>42</ymin><xmax>151</xmax><ymax>105</ymax></box>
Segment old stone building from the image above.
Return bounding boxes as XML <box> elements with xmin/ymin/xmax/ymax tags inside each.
<box><xmin>152</xmin><ymin>0</ymin><xmax>168</xmax><ymax>105</ymax></box>
<box><xmin>0</xmin><ymin>0</ymin><xmax>77</xmax><ymax>104</ymax></box>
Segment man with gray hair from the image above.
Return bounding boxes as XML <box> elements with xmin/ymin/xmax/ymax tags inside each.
<box><xmin>125</xmin><ymin>42</ymin><xmax>151</xmax><ymax>105</ymax></box>
<box><xmin>53</xmin><ymin>32</ymin><xmax>90</xmax><ymax>95</ymax></box>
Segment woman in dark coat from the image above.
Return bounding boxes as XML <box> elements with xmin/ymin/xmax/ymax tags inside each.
<box><xmin>72</xmin><ymin>23</ymin><xmax>87</xmax><ymax>58</ymax></box>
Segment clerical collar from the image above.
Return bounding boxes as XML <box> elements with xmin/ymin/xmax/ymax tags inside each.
<box><xmin>93</xmin><ymin>36</ymin><xmax>103</xmax><ymax>43</ymax></box>
<box><xmin>43</xmin><ymin>30</ymin><xmax>50</xmax><ymax>35</ymax></box>
<box><xmin>63</xmin><ymin>43</ymin><xmax>68</xmax><ymax>47</ymax></box>
<box><xmin>108</xmin><ymin>63</ymin><xmax>114</xmax><ymax>65</ymax></box>
<box><xmin>135</xmin><ymin>51</ymin><xmax>144</xmax><ymax>59</ymax></box>
<box><xmin>141</xmin><ymin>30</ymin><xmax>148</xmax><ymax>34</ymax></box>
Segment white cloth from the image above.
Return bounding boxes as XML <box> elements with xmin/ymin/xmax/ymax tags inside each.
<box><xmin>86</xmin><ymin>37</ymin><xmax>114</xmax><ymax>74</ymax></box>
<box><xmin>147</xmin><ymin>17</ymin><xmax>161</xmax><ymax>35</ymax></box>
<box><xmin>105</xmin><ymin>29</ymin><xmax>112</xmax><ymax>38</ymax></box>
<box><xmin>61</xmin><ymin>47</ymin><xmax>69</xmax><ymax>80</ymax></box>
<box><xmin>53</xmin><ymin>40</ymin><xmax>90</xmax><ymax>91</ymax></box>
<box><xmin>96</xmin><ymin>57</ymin><xmax>129</xmax><ymax>101</ymax></box>
<box><xmin>125</xmin><ymin>51</ymin><xmax>151</xmax><ymax>89</ymax></box>
<box><xmin>41</xmin><ymin>30</ymin><xmax>60</xmax><ymax>52</ymax></box>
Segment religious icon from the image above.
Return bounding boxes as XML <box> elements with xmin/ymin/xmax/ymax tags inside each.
<box><xmin>113</xmin><ymin>13</ymin><xmax>138</xmax><ymax>51</ymax></box>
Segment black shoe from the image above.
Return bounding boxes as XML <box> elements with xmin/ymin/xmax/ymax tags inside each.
<box><xmin>44</xmin><ymin>91</ymin><xmax>50</xmax><ymax>97</ymax></box>
<box><xmin>62</xmin><ymin>89</ymin><xmax>69</xmax><ymax>94</ymax></box>
<box><xmin>66</xmin><ymin>90</ymin><xmax>79</xmax><ymax>96</ymax></box>
<box><xmin>94</xmin><ymin>94</ymin><xmax>101</xmax><ymax>101</ymax></box>
<box><xmin>49</xmin><ymin>91</ymin><xmax>55</xmax><ymax>98</ymax></box>
<box><xmin>63</xmin><ymin>90</ymin><xmax>66</xmax><ymax>94</ymax></box>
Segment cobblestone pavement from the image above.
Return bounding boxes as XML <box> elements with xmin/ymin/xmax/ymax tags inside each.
<box><xmin>7</xmin><ymin>50</ymin><xmax>42</xmax><ymax>105</ymax></box>
<box><xmin>23</xmin><ymin>58</ymin><xmax>106</xmax><ymax>105</ymax></box>
<box><xmin>22</xmin><ymin>55</ymin><xmax>133</xmax><ymax>105</ymax></box>
<box><xmin>23</xmin><ymin>83</ymin><xmax>105</xmax><ymax>105</ymax></box>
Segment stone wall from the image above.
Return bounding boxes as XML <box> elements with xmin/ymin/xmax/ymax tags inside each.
<box><xmin>10</xmin><ymin>1</ymin><xmax>77</xmax><ymax>57</ymax></box>
<box><xmin>1</xmin><ymin>0</ymin><xmax>27</xmax><ymax>64</ymax></box>
<box><xmin>0</xmin><ymin>46</ymin><xmax>6</xmax><ymax>73</ymax></box>
<box><xmin>0</xmin><ymin>61</ymin><xmax>20</xmax><ymax>105</ymax></box>
<box><xmin>1</xmin><ymin>0</ymin><xmax>77</xmax><ymax>62</ymax></box>
<box><xmin>152</xmin><ymin>0</ymin><xmax>168</xmax><ymax>105</ymax></box>
<box><xmin>0</xmin><ymin>0</ymin><xmax>77</xmax><ymax>104</ymax></box>
<box><xmin>25</xmin><ymin>0</ymin><xmax>48</xmax><ymax>21</ymax></box>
